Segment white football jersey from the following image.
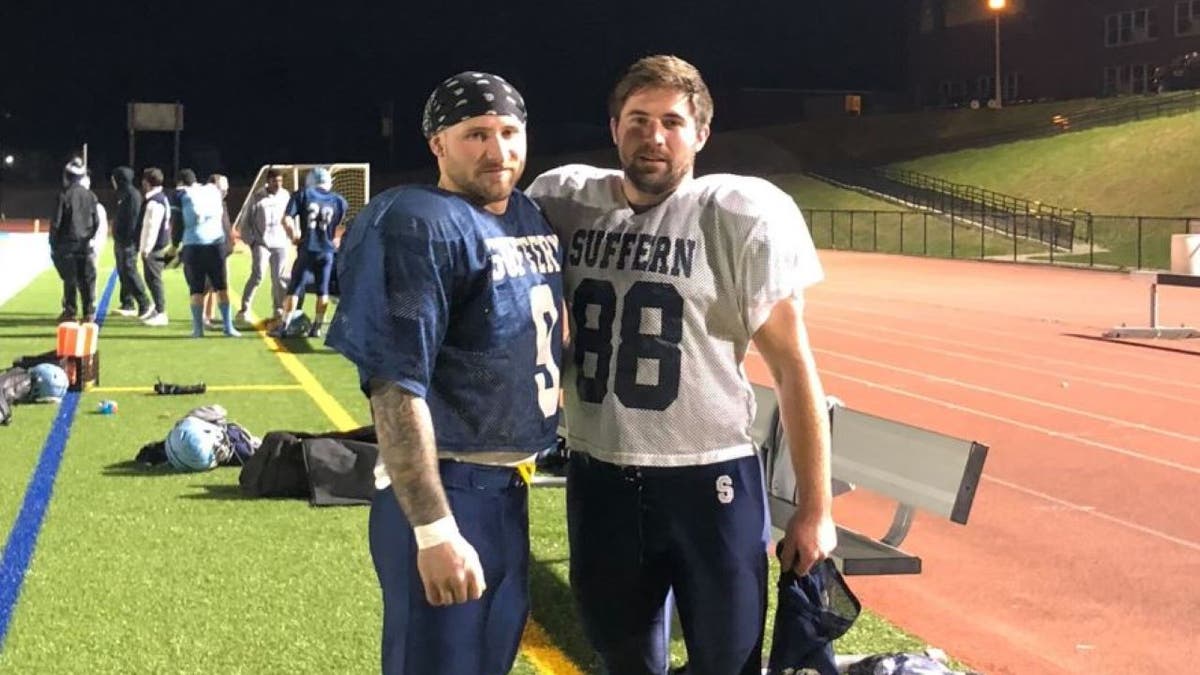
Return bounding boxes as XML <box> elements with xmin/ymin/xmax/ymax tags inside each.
<box><xmin>528</xmin><ymin>164</ymin><xmax>823</xmax><ymax>467</ymax></box>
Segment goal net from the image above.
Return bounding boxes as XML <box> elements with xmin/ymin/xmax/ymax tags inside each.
<box><xmin>232</xmin><ymin>163</ymin><xmax>370</xmax><ymax>237</ymax></box>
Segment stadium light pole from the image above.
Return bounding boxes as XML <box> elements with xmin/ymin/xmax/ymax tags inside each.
<box><xmin>988</xmin><ymin>0</ymin><xmax>1006</xmax><ymax>109</ymax></box>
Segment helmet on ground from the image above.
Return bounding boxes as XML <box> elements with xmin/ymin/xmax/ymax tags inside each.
<box><xmin>165</xmin><ymin>416</ymin><xmax>224</xmax><ymax>471</ymax></box>
<box><xmin>29</xmin><ymin>363</ymin><xmax>68</xmax><ymax>402</ymax></box>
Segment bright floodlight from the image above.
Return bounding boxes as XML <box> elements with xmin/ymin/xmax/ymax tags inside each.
<box><xmin>2</xmin><ymin>155</ymin><xmax>12</xmax><ymax>166</ymax></box>
<box><xmin>988</xmin><ymin>0</ymin><xmax>1006</xmax><ymax>9</ymax></box>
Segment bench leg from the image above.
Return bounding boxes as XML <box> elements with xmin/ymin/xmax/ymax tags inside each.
<box><xmin>1149</xmin><ymin>282</ymin><xmax>1158</xmax><ymax>329</ymax></box>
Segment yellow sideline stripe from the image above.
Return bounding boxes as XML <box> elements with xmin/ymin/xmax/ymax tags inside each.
<box><xmin>238</xmin><ymin>301</ymin><xmax>580</xmax><ymax>675</ymax></box>
<box><xmin>91</xmin><ymin>384</ymin><xmax>304</xmax><ymax>393</ymax></box>
<box><xmin>521</xmin><ymin>621</ymin><xmax>585</xmax><ymax>675</ymax></box>
<box><xmin>245</xmin><ymin>314</ymin><xmax>359</xmax><ymax>431</ymax></box>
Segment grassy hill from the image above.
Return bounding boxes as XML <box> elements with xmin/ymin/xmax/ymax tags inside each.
<box><xmin>895</xmin><ymin>109</ymin><xmax>1200</xmax><ymax>217</ymax></box>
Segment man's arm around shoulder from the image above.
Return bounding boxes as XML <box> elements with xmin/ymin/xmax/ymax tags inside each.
<box><xmin>752</xmin><ymin>296</ymin><xmax>837</xmax><ymax>576</ymax></box>
<box><xmin>369</xmin><ymin>378</ymin><xmax>486</xmax><ymax>606</ymax></box>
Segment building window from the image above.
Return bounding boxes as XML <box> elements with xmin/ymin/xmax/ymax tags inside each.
<box><xmin>1106</xmin><ymin>8</ymin><xmax>1159</xmax><ymax>46</ymax></box>
<box><xmin>939</xmin><ymin>79</ymin><xmax>967</xmax><ymax>106</ymax></box>
<box><xmin>975</xmin><ymin>76</ymin><xmax>993</xmax><ymax>100</ymax></box>
<box><xmin>1103</xmin><ymin>67</ymin><xmax>1118</xmax><ymax>95</ymax></box>
<box><xmin>1004</xmin><ymin>71</ymin><xmax>1021</xmax><ymax>101</ymax></box>
<box><xmin>1103</xmin><ymin>64</ymin><xmax>1154</xmax><ymax>94</ymax></box>
<box><xmin>1177</xmin><ymin>0</ymin><xmax>1200</xmax><ymax>36</ymax></box>
<box><xmin>920</xmin><ymin>0</ymin><xmax>946</xmax><ymax>33</ymax></box>
<box><xmin>1132</xmin><ymin>64</ymin><xmax>1147</xmax><ymax>92</ymax></box>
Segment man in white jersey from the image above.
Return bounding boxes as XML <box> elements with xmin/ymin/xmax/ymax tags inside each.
<box><xmin>528</xmin><ymin>55</ymin><xmax>835</xmax><ymax>675</ymax></box>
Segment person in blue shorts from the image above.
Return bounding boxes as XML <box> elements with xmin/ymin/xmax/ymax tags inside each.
<box><xmin>325</xmin><ymin>71</ymin><xmax>563</xmax><ymax>675</ymax></box>
<box><xmin>272</xmin><ymin>166</ymin><xmax>348</xmax><ymax>338</ymax></box>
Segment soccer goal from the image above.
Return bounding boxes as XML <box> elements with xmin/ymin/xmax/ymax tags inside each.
<box><xmin>232</xmin><ymin>163</ymin><xmax>370</xmax><ymax>236</ymax></box>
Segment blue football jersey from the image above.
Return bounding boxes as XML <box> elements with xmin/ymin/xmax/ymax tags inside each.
<box><xmin>326</xmin><ymin>185</ymin><xmax>564</xmax><ymax>455</ymax></box>
<box><xmin>287</xmin><ymin>187</ymin><xmax>348</xmax><ymax>254</ymax></box>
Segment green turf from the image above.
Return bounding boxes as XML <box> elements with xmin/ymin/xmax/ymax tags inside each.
<box><xmin>0</xmin><ymin>246</ymin><xmax>948</xmax><ymax>673</ymax></box>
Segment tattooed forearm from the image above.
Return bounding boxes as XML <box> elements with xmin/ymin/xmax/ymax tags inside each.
<box><xmin>369</xmin><ymin>378</ymin><xmax>450</xmax><ymax>526</ymax></box>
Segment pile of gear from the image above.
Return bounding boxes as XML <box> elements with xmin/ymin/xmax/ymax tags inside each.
<box><xmin>136</xmin><ymin>404</ymin><xmax>258</xmax><ymax>471</ymax></box>
<box><xmin>0</xmin><ymin>362</ymin><xmax>71</xmax><ymax>425</ymax></box>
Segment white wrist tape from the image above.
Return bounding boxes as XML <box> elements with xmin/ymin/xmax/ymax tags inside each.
<box><xmin>413</xmin><ymin>515</ymin><xmax>460</xmax><ymax>550</ymax></box>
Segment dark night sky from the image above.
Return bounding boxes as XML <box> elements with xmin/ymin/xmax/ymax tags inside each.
<box><xmin>0</xmin><ymin>1</ymin><xmax>909</xmax><ymax>180</ymax></box>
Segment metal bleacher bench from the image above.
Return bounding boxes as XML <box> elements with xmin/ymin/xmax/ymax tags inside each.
<box><xmin>540</xmin><ymin>384</ymin><xmax>989</xmax><ymax>577</ymax></box>
<box><xmin>752</xmin><ymin>383</ymin><xmax>989</xmax><ymax>576</ymax></box>
<box><xmin>1103</xmin><ymin>271</ymin><xmax>1200</xmax><ymax>339</ymax></box>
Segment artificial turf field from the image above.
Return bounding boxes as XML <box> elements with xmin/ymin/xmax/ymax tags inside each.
<box><xmin>0</xmin><ymin>244</ymin><xmax>929</xmax><ymax>673</ymax></box>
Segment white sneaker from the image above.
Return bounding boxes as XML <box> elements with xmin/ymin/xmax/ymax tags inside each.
<box><xmin>144</xmin><ymin>312</ymin><xmax>169</xmax><ymax>327</ymax></box>
<box><xmin>235</xmin><ymin>310</ymin><xmax>248</xmax><ymax>323</ymax></box>
<box><xmin>137</xmin><ymin>307</ymin><xmax>157</xmax><ymax>321</ymax></box>
<box><xmin>114</xmin><ymin>307</ymin><xmax>137</xmax><ymax>317</ymax></box>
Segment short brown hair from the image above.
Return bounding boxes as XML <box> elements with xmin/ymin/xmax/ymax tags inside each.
<box><xmin>142</xmin><ymin>167</ymin><xmax>164</xmax><ymax>188</ymax></box>
<box><xmin>608</xmin><ymin>55</ymin><xmax>713</xmax><ymax>128</ymax></box>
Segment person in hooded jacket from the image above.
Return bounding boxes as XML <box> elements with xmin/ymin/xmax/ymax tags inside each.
<box><xmin>109</xmin><ymin>166</ymin><xmax>153</xmax><ymax>318</ymax></box>
<box><xmin>49</xmin><ymin>158</ymin><xmax>101</xmax><ymax>323</ymax></box>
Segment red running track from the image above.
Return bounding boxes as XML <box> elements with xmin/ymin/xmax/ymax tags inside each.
<box><xmin>746</xmin><ymin>251</ymin><xmax>1200</xmax><ymax>675</ymax></box>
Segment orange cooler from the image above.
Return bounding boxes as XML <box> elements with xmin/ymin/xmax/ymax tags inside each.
<box><xmin>56</xmin><ymin>321</ymin><xmax>100</xmax><ymax>391</ymax></box>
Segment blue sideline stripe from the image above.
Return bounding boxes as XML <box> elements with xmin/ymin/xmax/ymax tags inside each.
<box><xmin>0</xmin><ymin>270</ymin><xmax>117</xmax><ymax>651</ymax></box>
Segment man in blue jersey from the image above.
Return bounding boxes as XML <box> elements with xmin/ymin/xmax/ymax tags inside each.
<box><xmin>271</xmin><ymin>166</ymin><xmax>348</xmax><ymax>338</ymax></box>
<box><xmin>326</xmin><ymin>72</ymin><xmax>563</xmax><ymax>675</ymax></box>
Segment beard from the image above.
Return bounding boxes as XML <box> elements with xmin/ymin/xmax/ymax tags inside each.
<box><xmin>446</xmin><ymin>161</ymin><xmax>525</xmax><ymax>208</ymax></box>
<box><xmin>622</xmin><ymin>152</ymin><xmax>691</xmax><ymax>198</ymax></box>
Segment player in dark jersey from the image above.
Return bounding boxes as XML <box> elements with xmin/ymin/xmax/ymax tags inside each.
<box><xmin>272</xmin><ymin>167</ymin><xmax>349</xmax><ymax>338</ymax></box>
<box><xmin>326</xmin><ymin>72</ymin><xmax>563</xmax><ymax>675</ymax></box>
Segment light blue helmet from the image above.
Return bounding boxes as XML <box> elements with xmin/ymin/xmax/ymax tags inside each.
<box><xmin>29</xmin><ymin>363</ymin><xmax>68</xmax><ymax>402</ymax></box>
<box><xmin>305</xmin><ymin>166</ymin><xmax>332</xmax><ymax>190</ymax></box>
<box><xmin>165</xmin><ymin>416</ymin><xmax>224</xmax><ymax>471</ymax></box>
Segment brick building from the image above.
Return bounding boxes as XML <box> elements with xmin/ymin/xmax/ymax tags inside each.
<box><xmin>910</xmin><ymin>0</ymin><xmax>1200</xmax><ymax>106</ymax></box>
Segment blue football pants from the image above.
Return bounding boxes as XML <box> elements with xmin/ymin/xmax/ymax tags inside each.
<box><xmin>567</xmin><ymin>453</ymin><xmax>769</xmax><ymax>675</ymax></box>
<box><xmin>369</xmin><ymin>461</ymin><xmax>529</xmax><ymax>675</ymax></box>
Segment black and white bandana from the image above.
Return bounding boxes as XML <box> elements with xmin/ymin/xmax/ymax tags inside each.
<box><xmin>421</xmin><ymin>71</ymin><xmax>528</xmax><ymax>138</ymax></box>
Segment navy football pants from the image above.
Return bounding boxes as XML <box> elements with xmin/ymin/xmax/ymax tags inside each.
<box><xmin>567</xmin><ymin>453</ymin><xmax>769</xmax><ymax>675</ymax></box>
<box><xmin>369</xmin><ymin>461</ymin><xmax>529</xmax><ymax>675</ymax></box>
<box><xmin>287</xmin><ymin>250</ymin><xmax>335</xmax><ymax>297</ymax></box>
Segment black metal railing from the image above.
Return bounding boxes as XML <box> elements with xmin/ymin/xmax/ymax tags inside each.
<box><xmin>803</xmin><ymin>209</ymin><xmax>1200</xmax><ymax>270</ymax></box>
<box><xmin>812</xmin><ymin>167</ymin><xmax>1083</xmax><ymax>250</ymax></box>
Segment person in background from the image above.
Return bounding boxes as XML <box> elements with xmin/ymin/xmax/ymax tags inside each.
<box><xmin>201</xmin><ymin>173</ymin><xmax>234</xmax><ymax>327</ymax></box>
<box><xmin>49</xmin><ymin>157</ymin><xmax>101</xmax><ymax>323</ymax></box>
<box><xmin>109</xmin><ymin>166</ymin><xmax>153</xmax><ymax>319</ymax></box>
<box><xmin>138</xmin><ymin>167</ymin><xmax>173</xmax><ymax>327</ymax></box>
<box><xmin>177</xmin><ymin>168</ymin><xmax>238</xmax><ymax>337</ymax></box>
<box><xmin>270</xmin><ymin>166</ymin><xmax>347</xmax><ymax>339</ymax></box>
<box><xmin>236</xmin><ymin>167</ymin><xmax>291</xmax><ymax>324</ymax></box>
